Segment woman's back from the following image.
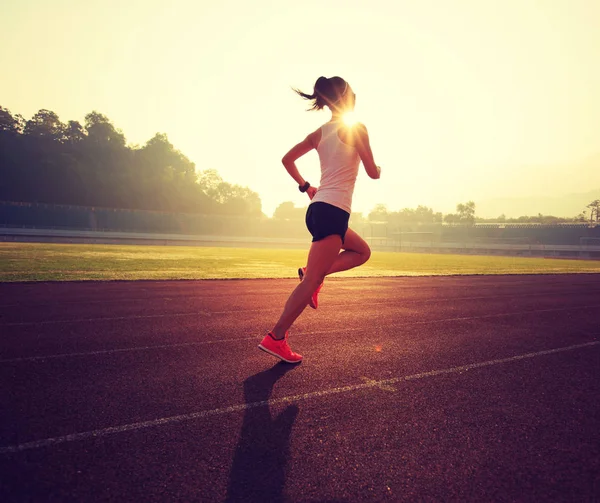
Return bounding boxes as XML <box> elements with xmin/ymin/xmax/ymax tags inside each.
<box><xmin>312</xmin><ymin>121</ymin><xmax>361</xmax><ymax>213</ymax></box>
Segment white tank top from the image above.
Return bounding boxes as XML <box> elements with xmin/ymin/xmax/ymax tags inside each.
<box><xmin>311</xmin><ymin>121</ymin><xmax>361</xmax><ymax>214</ymax></box>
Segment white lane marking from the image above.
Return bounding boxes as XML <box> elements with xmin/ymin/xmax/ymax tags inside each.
<box><xmin>2</xmin><ymin>285</ymin><xmax>600</xmax><ymax>310</ymax></box>
<box><xmin>0</xmin><ymin>291</ymin><xmax>289</xmax><ymax>309</ymax></box>
<box><xmin>309</xmin><ymin>304</ymin><xmax>600</xmax><ymax>335</ymax></box>
<box><xmin>2</xmin><ymin>311</ymin><xmax>215</xmax><ymax>326</ymax></box>
<box><xmin>2</xmin><ymin>304</ymin><xmax>599</xmax><ymax>364</ymax></box>
<box><xmin>360</xmin><ymin>377</ymin><xmax>397</xmax><ymax>392</ymax></box>
<box><xmin>0</xmin><ymin>340</ymin><xmax>597</xmax><ymax>454</ymax></box>
<box><xmin>0</xmin><ymin>338</ymin><xmax>258</xmax><ymax>364</ymax></box>
<box><xmin>3</xmin><ymin>295</ymin><xmax>600</xmax><ymax>327</ymax></box>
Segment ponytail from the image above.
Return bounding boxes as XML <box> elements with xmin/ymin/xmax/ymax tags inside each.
<box><xmin>294</xmin><ymin>76</ymin><xmax>348</xmax><ymax>111</ymax></box>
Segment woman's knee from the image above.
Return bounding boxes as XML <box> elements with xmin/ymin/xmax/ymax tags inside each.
<box><xmin>362</xmin><ymin>245</ymin><xmax>372</xmax><ymax>263</ymax></box>
<box><xmin>303</xmin><ymin>271</ymin><xmax>326</xmax><ymax>287</ymax></box>
<box><xmin>357</xmin><ymin>245</ymin><xmax>371</xmax><ymax>265</ymax></box>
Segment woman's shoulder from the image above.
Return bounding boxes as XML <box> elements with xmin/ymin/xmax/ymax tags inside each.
<box><xmin>349</xmin><ymin>122</ymin><xmax>368</xmax><ymax>135</ymax></box>
<box><xmin>307</xmin><ymin>127</ymin><xmax>323</xmax><ymax>149</ymax></box>
<box><xmin>337</xmin><ymin>122</ymin><xmax>369</xmax><ymax>147</ymax></box>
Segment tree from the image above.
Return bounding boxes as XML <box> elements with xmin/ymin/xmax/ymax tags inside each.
<box><xmin>131</xmin><ymin>132</ymin><xmax>199</xmax><ymax>210</ymax></box>
<box><xmin>444</xmin><ymin>213</ymin><xmax>460</xmax><ymax>224</ymax></box>
<box><xmin>223</xmin><ymin>185</ymin><xmax>262</xmax><ymax>216</ymax></box>
<box><xmin>196</xmin><ymin>169</ymin><xmax>262</xmax><ymax>215</ymax></box>
<box><xmin>197</xmin><ymin>169</ymin><xmax>226</xmax><ymax>202</ymax></box>
<box><xmin>586</xmin><ymin>199</ymin><xmax>600</xmax><ymax>223</ymax></box>
<box><xmin>24</xmin><ymin>109</ymin><xmax>65</xmax><ymax>141</ymax></box>
<box><xmin>0</xmin><ymin>104</ymin><xmax>264</xmax><ymax>215</ymax></box>
<box><xmin>84</xmin><ymin>111</ymin><xmax>125</xmax><ymax>147</ymax></box>
<box><xmin>349</xmin><ymin>212</ymin><xmax>366</xmax><ymax>227</ymax></box>
<box><xmin>0</xmin><ymin>106</ymin><xmax>24</xmax><ymax>134</ymax></box>
<box><xmin>138</xmin><ymin>133</ymin><xmax>195</xmax><ymax>178</ymax></box>
<box><xmin>64</xmin><ymin>120</ymin><xmax>86</xmax><ymax>143</ymax></box>
<box><xmin>273</xmin><ymin>201</ymin><xmax>305</xmax><ymax>220</ymax></box>
<box><xmin>456</xmin><ymin>201</ymin><xmax>476</xmax><ymax>225</ymax></box>
<box><xmin>368</xmin><ymin>204</ymin><xmax>389</xmax><ymax>222</ymax></box>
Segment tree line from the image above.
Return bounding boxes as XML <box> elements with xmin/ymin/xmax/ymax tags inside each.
<box><xmin>0</xmin><ymin>106</ymin><xmax>262</xmax><ymax>216</ymax></box>
<box><xmin>274</xmin><ymin>199</ymin><xmax>600</xmax><ymax>226</ymax></box>
<box><xmin>2</xmin><ymin>104</ymin><xmax>597</xmax><ymax>225</ymax></box>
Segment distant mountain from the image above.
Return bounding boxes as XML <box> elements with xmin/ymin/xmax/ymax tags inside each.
<box><xmin>471</xmin><ymin>152</ymin><xmax>600</xmax><ymax>218</ymax></box>
<box><xmin>475</xmin><ymin>188</ymin><xmax>600</xmax><ymax>219</ymax></box>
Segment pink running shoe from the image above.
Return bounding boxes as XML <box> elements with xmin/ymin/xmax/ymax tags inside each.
<box><xmin>298</xmin><ymin>267</ymin><xmax>323</xmax><ymax>310</ymax></box>
<box><xmin>258</xmin><ymin>332</ymin><xmax>303</xmax><ymax>363</ymax></box>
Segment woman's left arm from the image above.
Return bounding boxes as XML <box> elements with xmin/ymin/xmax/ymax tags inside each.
<box><xmin>281</xmin><ymin>130</ymin><xmax>319</xmax><ymax>190</ymax></box>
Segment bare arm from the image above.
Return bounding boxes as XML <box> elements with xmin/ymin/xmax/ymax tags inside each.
<box><xmin>354</xmin><ymin>123</ymin><xmax>381</xmax><ymax>179</ymax></box>
<box><xmin>281</xmin><ymin>130</ymin><xmax>320</xmax><ymax>195</ymax></box>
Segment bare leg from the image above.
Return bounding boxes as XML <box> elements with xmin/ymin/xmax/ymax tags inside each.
<box><xmin>272</xmin><ymin>235</ymin><xmax>342</xmax><ymax>339</ymax></box>
<box><xmin>326</xmin><ymin>228</ymin><xmax>372</xmax><ymax>275</ymax></box>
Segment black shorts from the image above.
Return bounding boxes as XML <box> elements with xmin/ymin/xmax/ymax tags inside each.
<box><xmin>305</xmin><ymin>202</ymin><xmax>350</xmax><ymax>244</ymax></box>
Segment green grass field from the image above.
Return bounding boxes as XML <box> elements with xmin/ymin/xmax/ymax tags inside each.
<box><xmin>1</xmin><ymin>242</ymin><xmax>599</xmax><ymax>282</ymax></box>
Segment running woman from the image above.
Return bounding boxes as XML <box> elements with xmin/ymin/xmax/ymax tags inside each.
<box><xmin>258</xmin><ymin>76</ymin><xmax>381</xmax><ymax>363</ymax></box>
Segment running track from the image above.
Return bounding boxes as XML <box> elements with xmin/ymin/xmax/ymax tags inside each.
<box><xmin>1</xmin><ymin>275</ymin><xmax>599</xmax><ymax>502</ymax></box>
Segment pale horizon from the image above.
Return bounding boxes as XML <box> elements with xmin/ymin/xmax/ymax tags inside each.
<box><xmin>2</xmin><ymin>0</ymin><xmax>599</xmax><ymax>218</ymax></box>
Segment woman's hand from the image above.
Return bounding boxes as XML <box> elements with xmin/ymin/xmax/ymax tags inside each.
<box><xmin>306</xmin><ymin>186</ymin><xmax>317</xmax><ymax>200</ymax></box>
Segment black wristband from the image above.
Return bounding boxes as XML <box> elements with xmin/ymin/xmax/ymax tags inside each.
<box><xmin>299</xmin><ymin>181</ymin><xmax>310</xmax><ymax>193</ymax></box>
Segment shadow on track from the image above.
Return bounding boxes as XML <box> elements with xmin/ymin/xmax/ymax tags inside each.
<box><xmin>226</xmin><ymin>362</ymin><xmax>300</xmax><ymax>503</ymax></box>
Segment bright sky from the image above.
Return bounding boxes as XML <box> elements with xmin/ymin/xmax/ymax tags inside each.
<box><xmin>2</xmin><ymin>0</ymin><xmax>599</xmax><ymax>217</ymax></box>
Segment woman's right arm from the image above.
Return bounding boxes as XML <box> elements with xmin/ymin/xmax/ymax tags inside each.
<box><xmin>354</xmin><ymin>123</ymin><xmax>381</xmax><ymax>179</ymax></box>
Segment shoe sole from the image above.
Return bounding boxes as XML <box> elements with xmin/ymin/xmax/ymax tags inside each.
<box><xmin>258</xmin><ymin>344</ymin><xmax>302</xmax><ymax>364</ymax></box>
<box><xmin>298</xmin><ymin>267</ymin><xmax>317</xmax><ymax>310</ymax></box>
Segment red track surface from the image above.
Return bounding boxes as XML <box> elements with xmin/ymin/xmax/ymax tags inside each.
<box><xmin>1</xmin><ymin>275</ymin><xmax>599</xmax><ymax>502</ymax></box>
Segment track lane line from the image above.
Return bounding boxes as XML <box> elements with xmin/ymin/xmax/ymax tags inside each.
<box><xmin>1</xmin><ymin>340</ymin><xmax>597</xmax><ymax>454</ymax></box>
<box><xmin>2</xmin><ymin>283</ymin><xmax>600</xmax><ymax>309</ymax></box>
<box><xmin>2</xmin><ymin>294</ymin><xmax>600</xmax><ymax>327</ymax></box>
<box><xmin>0</xmin><ymin>272</ymin><xmax>598</xmax><ymax>309</ymax></box>
<box><xmin>2</xmin><ymin>304</ymin><xmax>599</xmax><ymax>363</ymax></box>
<box><xmin>0</xmin><ymin>337</ymin><xmax>259</xmax><ymax>363</ymax></box>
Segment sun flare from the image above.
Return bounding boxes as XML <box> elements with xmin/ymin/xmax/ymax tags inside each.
<box><xmin>342</xmin><ymin>111</ymin><xmax>358</xmax><ymax>126</ymax></box>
